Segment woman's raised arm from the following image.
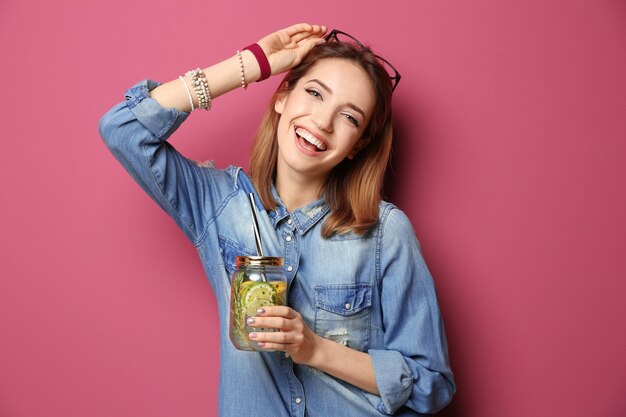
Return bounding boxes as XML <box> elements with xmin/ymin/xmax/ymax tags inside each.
<box><xmin>99</xmin><ymin>23</ymin><xmax>326</xmax><ymax>244</ymax></box>
<box><xmin>149</xmin><ymin>23</ymin><xmax>327</xmax><ymax>111</ymax></box>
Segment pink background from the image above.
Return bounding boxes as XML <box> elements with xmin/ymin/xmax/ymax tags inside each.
<box><xmin>1</xmin><ymin>0</ymin><xmax>625</xmax><ymax>416</ymax></box>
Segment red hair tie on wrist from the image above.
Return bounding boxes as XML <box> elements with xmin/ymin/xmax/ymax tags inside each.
<box><xmin>243</xmin><ymin>43</ymin><xmax>271</xmax><ymax>82</ymax></box>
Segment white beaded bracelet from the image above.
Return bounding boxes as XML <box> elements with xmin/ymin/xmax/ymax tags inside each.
<box><xmin>179</xmin><ymin>75</ymin><xmax>195</xmax><ymax>112</ymax></box>
<box><xmin>236</xmin><ymin>50</ymin><xmax>248</xmax><ymax>90</ymax></box>
<box><xmin>185</xmin><ymin>68</ymin><xmax>212</xmax><ymax>111</ymax></box>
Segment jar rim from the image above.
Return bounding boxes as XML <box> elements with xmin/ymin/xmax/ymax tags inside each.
<box><xmin>236</xmin><ymin>256</ymin><xmax>283</xmax><ymax>266</ymax></box>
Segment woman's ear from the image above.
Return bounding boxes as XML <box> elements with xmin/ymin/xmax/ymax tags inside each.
<box><xmin>274</xmin><ymin>94</ymin><xmax>287</xmax><ymax>114</ymax></box>
<box><xmin>274</xmin><ymin>83</ymin><xmax>290</xmax><ymax>114</ymax></box>
<box><xmin>347</xmin><ymin>137</ymin><xmax>372</xmax><ymax>159</ymax></box>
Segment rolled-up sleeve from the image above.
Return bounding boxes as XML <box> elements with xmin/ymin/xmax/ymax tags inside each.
<box><xmin>98</xmin><ymin>79</ymin><xmax>232</xmax><ymax>246</ymax></box>
<box><xmin>366</xmin><ymin>207</ymin><xmax>456</xmax><ymax>414</ymax></box>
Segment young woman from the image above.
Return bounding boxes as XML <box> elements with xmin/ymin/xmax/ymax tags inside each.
<box><xmin>99</xmin><ymin>23</ymin><xmax>455</xmax><ymax>416</ymax></box>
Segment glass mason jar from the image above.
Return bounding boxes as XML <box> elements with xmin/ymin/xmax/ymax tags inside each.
<box><xmin>229</xmin><ymin>256</ymin><xmax>288</xmax><ymax>351</ymax></box>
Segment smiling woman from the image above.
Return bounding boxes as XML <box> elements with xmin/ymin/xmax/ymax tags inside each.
<box><xmin>98</xmin><ymin>23</ymin><xmax>455</xmax><ymax>416</ymax></box>
<box><xmin>252</xmin><ymin>42</ymin><xmax>394</xmax><ymax>238</ymax></box>
<box><xmin>273</xmin><ymin>59</ymin><xmax>376</xmax><ymax>211</ymax></box>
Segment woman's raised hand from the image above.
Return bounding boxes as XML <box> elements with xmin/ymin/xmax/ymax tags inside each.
<box><xmin>256</xmin><ymin>23</ymin><xmax>327</xmax><ymax>76</ymax></box>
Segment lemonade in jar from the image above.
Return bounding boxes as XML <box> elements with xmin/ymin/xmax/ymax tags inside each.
<box><xmin>229</xmin><ymin>256</ymin><xmax>288</xmax><ymax>351</ymax></box>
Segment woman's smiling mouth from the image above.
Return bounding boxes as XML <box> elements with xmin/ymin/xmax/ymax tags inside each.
<box><xmin>295</xmin><ymin>127</ymin><xmax>328</xmax><ymax>152</ymax></box>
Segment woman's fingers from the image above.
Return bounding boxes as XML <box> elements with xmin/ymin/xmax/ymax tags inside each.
<box><xmin>282</xmin><ymin>22</ymin><xmax>324</xmax><ymax>37</ymax></box>
<box><xmin>258</xmin><ymin>305</ymin><xmax>298</xmax><ymax>319</ymax></box>
<box><xmin>248</xmin><ymin>306</ymin><xmax>302</xmax><ymax>333</ymax></box>
<box><xmin>289</xmin><ymin>31</ymin><xmax>314</xmax><ymax>45</ymax></box>
<box><xmin>249</xmin><ymin>328</ymin><xmax>304</xmax><ymax>345</ymax></box>
<box><xmin>247</xmin><ymin>316</ymin><xmax>289</xmax><ymax>330</ymax></box>
<box><xmin>248</xmin><ymin>314</ymin><xmax>305</xmax><ymax>332</ymax></box>
<box><xmin>282</xmin><ymin>22</ymin><xmax>312</xmax><ymax>35</ymax></box>
<box><xmin>289</xmin><ymin>25</ymin><xmax>327</xmax><ymax>44</ymax></box>
<box><xmin>276</xmin><ymin>23</ymin><xmax>326</xmax><ymax>46</ymax></box>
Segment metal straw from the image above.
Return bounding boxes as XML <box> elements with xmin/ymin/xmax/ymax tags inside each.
<box><xmin>248</xmin><ymin>193</ymin><xmax>267</xmax><ymax>283</ymax></box>
<box><xmin>248</xmin><ymin>193</ymin><xmax>265</xmax><ymax>257</ymax></box>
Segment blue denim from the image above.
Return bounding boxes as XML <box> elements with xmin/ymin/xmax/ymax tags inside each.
<box><xmin>99</xmin><ymin>79</ymin><xmax>455</xmax><ymax>416</ymax></box>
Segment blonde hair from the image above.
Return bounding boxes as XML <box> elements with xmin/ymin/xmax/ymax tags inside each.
<box><xmin>250</xmin><ymin>42</ymin><xmax>394</xmax><ymax>238</ymax></box>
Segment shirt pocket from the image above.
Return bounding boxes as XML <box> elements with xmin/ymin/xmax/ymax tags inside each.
<box><xmin>314</xmin><ymin>283</ymin><xmax>372</xmax><ymax>351</ymax></box>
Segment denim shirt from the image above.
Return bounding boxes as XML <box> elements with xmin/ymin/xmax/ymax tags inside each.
<box><xmin>99</xmin><ymin>79</ymin><xmax>455</xmax><ymax>416</ymax></box>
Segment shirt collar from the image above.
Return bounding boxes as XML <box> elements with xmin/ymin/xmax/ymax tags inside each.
<box><xmin>267</xmin><ymin>183</ymin><xmax>329</xmax><ymax>236</ymax></box>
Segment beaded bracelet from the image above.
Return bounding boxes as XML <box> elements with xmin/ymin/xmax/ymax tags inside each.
<box><xmin>178</xmin><ymin>76</ymin><xmax>194</xmax><ymax>112</ymax></box>
<box><xmin>236</xmin><ymin>50</ymin><xmax>248</xmax><ymax>90</ymax></box>
<box><xmin>185</xmin><ymin>68</ymin><xmax>212</xmax><ymax>110</ymax></box>
<box><xmin>186</xmin><ymin>69</ymin><xmax>205</xmax><ymax>109</ymax></box>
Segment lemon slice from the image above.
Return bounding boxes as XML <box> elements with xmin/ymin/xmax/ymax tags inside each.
<box><xmin>242</xmin><ymin>282</ymin><xmax>276</xmax><ymax>317</ymax></box>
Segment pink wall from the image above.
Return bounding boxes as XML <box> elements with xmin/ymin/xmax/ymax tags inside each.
<box><xmin>1</xmin><ymin>1</ymin><xmax>624</xmax><ymax>416</ymax></box>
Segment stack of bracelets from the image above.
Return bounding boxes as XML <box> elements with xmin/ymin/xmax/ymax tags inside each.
<box><xmin>187</xmin><ymin>68</ymin><xmax>212</xmax><ymax>111</ymax></box>
<box><xmin>179</xmin><ymin>43</ymin><xmax>272</xmax><ymax>113</ymax></box>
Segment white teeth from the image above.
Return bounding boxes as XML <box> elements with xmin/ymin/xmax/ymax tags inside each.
<box><xmin>295</xmin><ymin>128</ymin><xmax>327</xmax><ymax>151</ymax></box>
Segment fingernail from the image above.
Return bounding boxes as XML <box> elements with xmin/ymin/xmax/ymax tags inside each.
<box><xmin>256</xmin><ymin>308</ymin><xmax>265</xmax><ymax>315</ymax></box>
<box><xmin>257</xmin><ymin>342</ymin><xmax>265</xmax><ymax>347</ymax></box>
<box><xmin>249</xmin><ymin>332</ymin><xmax>257</xmax><ymax>339</ymax></box>
<box><xmin>246</xmin><ymin>317</ymin><xmax>255</xmax><ymax>325</ymax></box>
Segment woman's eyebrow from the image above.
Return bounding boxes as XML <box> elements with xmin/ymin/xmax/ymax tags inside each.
<box><xmin>308</xmin><ymin>78</ymin><xmax>333</xmax><ymax>94</ymax></box>
<box><xmin>307</xmin><ymin>79</ymin><xmax>365</xmax><ymax>117</ymax></box>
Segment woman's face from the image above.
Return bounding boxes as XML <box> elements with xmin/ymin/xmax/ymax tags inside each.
<box><xmin>274</xmin><ymin>58</ymin><xmax>376</xmax><ymax>184</ymax></box>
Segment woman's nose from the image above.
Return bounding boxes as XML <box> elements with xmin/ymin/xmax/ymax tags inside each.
<box><xmin>311</xmin><ymin>107</ymin><xmax>334</xmax><ymax>133</ymax></box>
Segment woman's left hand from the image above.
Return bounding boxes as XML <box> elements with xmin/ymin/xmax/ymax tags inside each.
<box><xmin>248</xmin><ymin>306</ymin><xmax>320</xmax><ymax>365</ymax></box>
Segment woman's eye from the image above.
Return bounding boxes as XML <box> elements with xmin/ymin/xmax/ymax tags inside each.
<box><xmin>343</xmin><ymin>113</ymin><xmax>360</xmax><ymax>127</ymax></box>
<box><xmin>306</xmin><ymin>89</ymin><xmax>321</xmax><ymax>98</ymax></box>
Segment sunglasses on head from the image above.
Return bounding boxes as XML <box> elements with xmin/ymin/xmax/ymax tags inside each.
<box><xmin>325</xmin><ymin>29</ymin><xmax>401</xmax><ymax>92</ymax></box>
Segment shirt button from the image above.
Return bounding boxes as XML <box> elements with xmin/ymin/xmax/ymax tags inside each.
<box><xmin>295</xmin><ymin>397</ymin><xmax>302</xmax><ymax>404</ymax></box>
<box><xmin>287</xmin><ymin>218</ymin><xmax>293</xmax><ymax>224</ymax></box>
<box><xmin>345</xmin><ymin>303</ymin><xmax>351</xmax><ymax>310</ymax></box>
<box><xmin>285</xmin><ymin>352</ymin><xmax>290</xmax><ymax>358</ymax></box>
<box><xmin>285</xmin><ymin>235</ymin><xmax>292</xmax><ymax>242</ymax></box>
<box><xmin>287</xmin><ymin>265</ymin><xmax>293</xmax><ymax>272</ymax></box>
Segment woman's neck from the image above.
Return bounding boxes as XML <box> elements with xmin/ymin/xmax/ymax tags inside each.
<box><xmin>275</xmin><ymin>170</ymin><xmax>326</xmax><ymax>212</ymax></box>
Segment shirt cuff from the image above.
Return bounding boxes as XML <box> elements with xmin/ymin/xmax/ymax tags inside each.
<box><xmin>365</xmin><ymin>349</ymin><xmax>414</xmax><ymax>415</ymax></box>
<box><xmin>124</xmin><ymin>79</ymin><xmax>189</xmax><ymax>140</ymax></box>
